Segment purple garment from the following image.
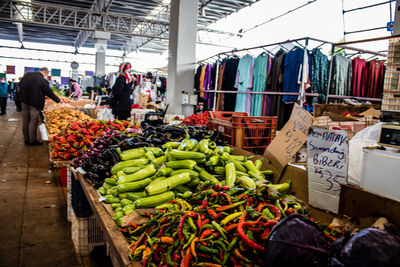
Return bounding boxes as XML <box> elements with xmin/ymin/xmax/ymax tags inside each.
<box><xmin>203</xmin><ymin>64</ymin><xmax>213</xmax><ymax>108</ymax></box>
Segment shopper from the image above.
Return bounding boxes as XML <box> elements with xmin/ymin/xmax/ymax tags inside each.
<box><xmin>69</xmin><ymin>79</ymin><xmax>83</xmax><ymax>99</ymax></box>
<box><xmin>15</xmin><ymin>77</ymin><xmax>22</xmax><ymax>111</ymax></box>
<box><xmin>0</xmin><ymin>77</ymin><xmax>8</xmax><ymax>115</ymax></box>
<box><xmin>18</xmin><ymin>67</ymin><xmax>61</xmax><ymax>145</ymax></box>
<box><xmin>110</xmin><ymin>62</ymin><xmax>133</xmax><ymax>120</ymax></box>
<box><xmin>8</xmin><ymin>78</ymin><xmax>16</xmax><ymax>100</ymax></box>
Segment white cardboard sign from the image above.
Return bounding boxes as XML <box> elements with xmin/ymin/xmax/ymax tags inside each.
<box><xmin>307</xmin><ymin>127</ymin><xmax>349</xmax><ymax>213</ymax></box>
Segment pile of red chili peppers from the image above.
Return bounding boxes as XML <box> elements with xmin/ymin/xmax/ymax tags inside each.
<box><xmin>121</xmin><ymin>180</ymin><xmax>310</xmax><ymax>267</ymax></box>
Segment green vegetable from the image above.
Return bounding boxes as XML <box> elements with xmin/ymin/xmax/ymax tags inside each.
<box><xmin>199</xmin><ymin>169</ymin><xmax>220</xmax><ymax>185</ymax></box>
<box><xmin>185</xmin><ymin>139</ymin><xmax>199</xmax><ymax>151</ymax></box>
<box><xmin>120</xmin><ymin>198</ymin><xmax>134</xmax><ymax>207</ymax></box>
<box><xmin>254</xmin><ymin>158</ymin><xmax>264</xmax><ymax>170</ymax></box>
<box><xmin>214</xmin><ymin>146</ymin><xmax>224</xmax><ymax>154</ymax></box>
<box><xmin>170</xmin><ymin>169</ymin><xmax>199</xmax><ymax>178</ymax></box>
<box><xmin>223</xmin><ymin>146</ymin><xmax>233</xmax><ymax>153</ymax></box>
<box><xmin>174</xmin><ymin>185</ymin><xmax>191</xmax><ymax>194</ymax></box>
<box><xmin>114</xmin><ymin>207</ymin><xmax>122</xmax><ymax>212</ymax></box>
<box><xmin>123</xmin><ymin>204</ymin><xmax>136</xmax><ymax>215</ymax></box>
<box><xmin>119</xmin><ymin>192</ymin><xmax>146</xmax><ymax>201</ymax></box>
<box><xmin>152</xmin><ymin>155</ymin><xmax>167</xmax><ymax>164</ymax></box>
<box><xmin>145</xmin><ymin>172</ymin><xmax>191</xmax><ymax>196</ymax></box>
<box><xmin>186</xmin><ymin>178</ymin><xmax>200</xmax><ymax>188</ymax></box>
<box><xmin>225</xmin><ymin>162</ymin><xmax>236</xmax><ymax>188</ymax></box>
<box><xmin>166</xmin><ymin>160</ymin><xmax>197</xmax><ymax>170</ymax></box>
<box><xmin>236</xmin><ymin>176</ymin><xmax>256</xmax><ymax>189</ymax></box>
<box><xmin>229</xmin><ymin>156</ymin><xmax>247</xmax><ymax>172</ymax></box>
<box><xmin>199</xmin><ymin>139</ymin><xmax>210</xmax><ymax>154</ymax></box>
<box><xmin>120</xmin><ymin>148</ymin><xmax>145</xmax><ymax>161</ymax></box>
<box><xmin>103</xmin><ymin>182</ymin><xmax>112</xmax><ymax>190</ymax></box>
<box><xmin>117</xmin><ymin>164</ymin><xmax>157</xmax><ymax>184</ymax></box>
<box><xmin>261</xmin><ymin>170</ymin><xmax>274</xmax><ymax>176</ymax></box>
<box><xmin>112</xmin><ymin>211</ymin><xmax>124</xmax><ymax>220</ymax></box>
<box><xmin>244</xmin><ymin>160</ymin><xmax>261</xmax><ymax>176</ymax></box>
<box><xmin>236</xmin><ymin>170</ymin><xmax>248</xmax><ymax>177</ymax></box>
<box><xmin>162</xmin><ymin>142</ymin><xmax>181</xmax><ymax>150</ymax></box>
<box><xmin>111</xmin><ymin>158</ymin><xmax>149</xmax><ymax>175</ymax></box>
<box><xmin>144</xmin><ymin>147</ymin><xmax>163</xmax><ymax>157</ymax></box>
<box><xmin>268</xmin><ymin>181</ymin><xmax>291</xmax><ymax>193</ymax></box>
<box><xmin>169</xmin><ymin>149</ymin><xmax>206</xmax><ymax>161</ymax></box>
<box><xmin>105</xmin><ymin>195</ymin><xmax>120</xmax><ymax>204</ymax></box>
<box><xmin>149</xmin><ymin>176</ymin><xmax>167</xmax><ymax>186</ymax></box>
<box><xmin>123</xmin><ymin>166</ymin><xmax>145</xmax><ymax>174</ymax></box>
<box><xmin>144</xmin><ymin>151</ymin><xmax>156</xmax><ymax>161</ymax></box>
<box><xmin>111</xmin><ymin>188</ymin><xmax>119</xmax><ymax>197</ymax></box>
<box><xmin>214</xmin><ymin>166</ymin><xmax>226</xmax><ymax>175</ymax></box>
<box><xmin>248</xmin><ymin>171</ymin><xmax>263</xmax><ymax>180</ymax></box>
<box><xmin>178</xmin><ymin>139</ymin><xmax>190</xmax><ymax>151</ymax></box>
<box><xmin>157</xmin><ymin>167</ymin><xmax>174</xmax><ymax>177</ymax></box>
<box><xmin>230</xmin><ymin>155</ymin><xmax>245</xmax><ymax>162</ymax></box>
<box><xmin>209</xmin><ymin>141</ymin><xmax>217</xmax><ymax>149</ymax></box>
<box><xmin>104</xmin><ymin>178</ymin><xmax>117</xmax><ymax>186</ymax></box>
<box><xmin>135</xmin><ymin>191</ymin><xmax>175</xmax><ymax>208</ymax></box>
<box><xmin>111</xmin><ymin>203</ymin><xmax>122</xmax><ymax>209</ymax></box>
<box><xmin>98</xmin><ymin>187</ymin><xmax>106</xmax><ymax>196</ymax></box>
<box><xmin>116</xmin><ymin>178</ymin><xmax>152</xmax><ymax>193</ymax></box>
<box><xmin>206</xmin><ymin>155</ymin><xmax>220</xmax><ymax>166</ymax></box>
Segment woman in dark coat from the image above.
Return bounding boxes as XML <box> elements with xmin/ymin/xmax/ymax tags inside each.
<box><xmin>111</xmin><ymin>62</ymin><xmax>133</xmax><ymax>120</ymax></box>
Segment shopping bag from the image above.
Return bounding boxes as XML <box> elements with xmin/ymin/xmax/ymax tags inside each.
<box><xmin>39</xmin><ymin>123</ymin><xmax>49</xmax><ymax>141</ymax></box>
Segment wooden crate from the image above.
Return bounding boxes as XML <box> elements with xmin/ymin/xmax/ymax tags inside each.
<box><xmin>382</xmin><ymin>92</ymin><xmax>400</xmax><ymax>111</ymax></box>
<box><xmin>383</xmin><ymin>65</ymin><xmax>400</xmax><ymax>93</ymax></box>
<box><xmin>387</xmin><ymin>37</ymin><xmax>400</xmax><ymax>65</ymax></box>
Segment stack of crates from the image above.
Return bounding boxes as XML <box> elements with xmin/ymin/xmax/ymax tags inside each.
<box><xmin>71</xmin><ymin>214</ymin><xmax>105</xmax><ymax>256</ymax></box>
<box><xmin>209</xmin><ymin>111</ymin><xmax>249</xmax><ymax>144</ymax></box>
<box><xmin>382</xmin><ymin>38</ymin><xmax>400</xmax><ymax>111</ymax></box>
<box><xmin>67</xmin><ymin>170</ymin><xmax>73</xmax><ymax>222</ymax></box>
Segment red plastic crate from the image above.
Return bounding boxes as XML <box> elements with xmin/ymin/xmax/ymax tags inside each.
<box><xmin>209</xmin><ymin>111</ymin><xmax>249</xmax><ymax>120</ymax></box>
<box><xmin>231</xmin><ymin>116</ymin><xmax>277</xmax><ymax>155</ymax></box>
<box><xmin>209</xmin><ymin>118</ymin><xmax>234</xmax><ymax>145</ymax></box>
<box><xmin>60</xmin><ymin>167</ymin><xmax>68</xmax><ymax>187</ymax></box>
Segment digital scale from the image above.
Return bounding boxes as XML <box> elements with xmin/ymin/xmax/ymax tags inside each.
<box><xmin>378</xmin><ymin>124</ymin><xmax>400</xmax><ymax>149</ymax></box>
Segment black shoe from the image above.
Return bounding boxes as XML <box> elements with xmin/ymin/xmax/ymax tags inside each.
<box><xmin>29</xmin><ymin>140</ymin><xmax>43</xmax><ymax>146</ymax></box>
<box><xmin>24</xmin><ymin>141</ymin><xmax>30</xmax><ymax>145</ymax></box>
<box><xmin>17</xmin><ymin>109</ymin><xmax>22</xmax><ymax>112</ymax></box>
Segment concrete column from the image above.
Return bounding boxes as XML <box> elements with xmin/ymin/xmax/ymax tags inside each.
<box><xmin>93</xmin><ymin>31</ymin><xmax>111</xmax><ymax>78</ymax></box>
<box><xmin>70</xmin><ymin>61</ymin><xmax>79</xmax><ymax>81</ymax></box>
<box><xmin>394</xmin><ymin>0</ymin><xmax>400</xmax><ymax>35</ymax></box>
<box><xmin>166</xmin><ymin>0</ymin><xmax>198</xmax><ymax>116</ymax></box>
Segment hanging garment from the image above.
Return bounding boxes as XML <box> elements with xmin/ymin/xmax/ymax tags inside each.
<box><xmin>282</xmin><ymin>47</ymin><xmax>312</xmax><ymax>103</ymax></box>
<box><xmin>216</xmin><ymin>60</ymin><xmax>226</xmax><ymax>111</ymax></box>
<box><xmin>251</xmin><ymin>53</ymin><xmax>270</xmax><ymax>116</ymax></box>
<box><xmin>222</xmin><ymin>57</ymin><xmax>240</xmax><ymax>111</ymax></box>
<box><xmin>366</xmin><ymin>60</ymin><xmax>385</xmax><ymax>99</ymax></box>
<box><xmin>199</xmin><ymin>65</ymin><xmax>207</xmax><ymax>98</ymax></box>
<box><xmin>329</xmin><ymin>54</ymin><xmax>352</xmax><ymax>97</ymax></box>
<box><xmin>203</xmin><ymin>64</ymin><xmax>213</xmax><ymax>109</ymax></box>
<box><xmin>261</xmin><ymin>55</ymin><xmax>273</xmax><ymax>116</ymax></box>
<box><xmin>194</xmin><ymin>65</ymin><xmax>202</xmax><ymax>91</ymax></box>
<box><xmin>311</xmin><ymin>48</ymin><xmax>330</xmax><ymax>103</ymax></box>
<box><xmin>234</xmin><ymin>54</ymin><xmax>254</xmax><ymax>113</ymax></box>
<box><xmin>351</xmin><ymin>57</ymin><xmax>368</xmax><ymax>97</ymax></box>
<box><xmin>266</xmin><ymin>50</ymin><xmax>286</xmax><ymax>129</ymax></box>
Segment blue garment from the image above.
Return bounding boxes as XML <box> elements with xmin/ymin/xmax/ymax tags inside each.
<box><xmin>282</xmin><ymin>47</ymin><xmax>312</xmax><ymax>102</ymax></box>
<box><xmin>251</xmin><ymin>53</ymin><xmax>269</xmax><ymax>116</ymax></box>
<box><xmin>0</xmin><ymin>82</ymin><xmax>8</xmax><ymax>98</ymax></box>
<box><xmin>234</xmin><ymin>54</ymin><xmax>254</xmax><ymax>113</ymax></box>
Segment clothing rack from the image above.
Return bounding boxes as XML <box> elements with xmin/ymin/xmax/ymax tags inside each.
<box><xmin>196</xmin><ymin>36</ymin><xmax>390</xmax><ymax>110</ymax></box>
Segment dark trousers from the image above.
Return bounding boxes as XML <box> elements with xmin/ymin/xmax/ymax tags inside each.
<box><xmin>113</xmin><ymin>110</ymin><xmax>131</xmax><ymax>120</ymax></box>
<box><xmin>0</xmin><ymin>97</ymin><xmax>7</xmax><ymax>114</ymax></box>
<box><xmin>15</xmin><ymin>99</ymin><xmax>22</xmax><ymax>111</ymax></box>
<box><xmin>22</xmin><ymin>103</ymin><xmax>41</xmax><ymax>143</ymax></box>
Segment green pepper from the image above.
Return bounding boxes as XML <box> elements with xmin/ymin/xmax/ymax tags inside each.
<box><xmin>211</xmin><ymin>221</ymin><xmax>227</xmax><ymax>240</ymax></box>
<box><xmin>152</xmin><ymin>155</ymin><xmax>167</xmax><ymax>164</ymax></box>
<box><xmin>206</xmin><ymin>155</ymin><xmax>220</xmax><ymax>166</ymax></box>
<box><xmin>166</xmin><ymin>160</ymin><xmax>197</xmax><ymax>170</ymax></box>
<box><xmin>119</xmin><ymin>148</ymin><xmax>145</xmax><ymax>161</ymax></box>
<box><xmin>199</xmin><ymin>169</ymin><xmax>220</xmax><ymax>185</ymax></box>
<box><xmin>225</xmin><ymin>162</ymin><xmax>236</xmax><ymax>188</ymax></box>
<box><xmin>178</xmin><ymin>139</ymin><xmax>190</xmax><ymax>151</ymax></box>
<box><xmin>223</xmin><ymin>146</ymin><xmax>233</xmax><ymax>153</ymax></box>
<box><xmin>244</xmin><ymin>160</ymin><xmax>261</xmax><ymax>176</ymax></box>
<box><xmin>185</xmin><ymin>139</ymin><xmax>199</xmax><ymax>151</ymax></box>
<box><xmin>162</xmin><ymin>141</ymin><xmax>181</xmax><ymax>150</ymax></box>
<box><xmin>209</xmin><ymin>141</ymin><xmax>217</xmax><ymax>149</ymax></box>
<box><xmin>144</xmin><ymin>147</ymin><xmax>163</xmax><ymax>157</ymax></box>
<box><xmin>199</xmin><ymin>139</ymin><xmax>210</xmax><ymax>154</ymax></box>
<box><xmin>98</xmin><ymin>187</ymin><xmax>106</xmax><ymax>196</ymax></box>
<box><xmin>157</xmin><ymin>167</ymin><xmax>174</xmax><ymax>177</ymax></box>
<box><xmin>254</xmin><ymin>158</ymin><xmax>264</xmax><ymax>170</ymax></box>
<box><xmin>214</xmin><ymin>146</ymin><xmax>224</xmax><ymax>154</ymax></box>
<box><xmin>144</xmin><ymin>151</ymin><xmax>156</xmax><ymax>161</ymax></box>
<box><xmin>198</xmin><ymin>245</ymin><xmax>219</xmax><ymax>254</ymax></box>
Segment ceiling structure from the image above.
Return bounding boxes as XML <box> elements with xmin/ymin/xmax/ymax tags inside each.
<box><xmin>0</xmin><ymin>0</ymin><xmax>260</xmax><ymax>55</ymax></box>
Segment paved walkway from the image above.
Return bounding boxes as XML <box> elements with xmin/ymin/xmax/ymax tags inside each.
<box><xmin>0</xmin><ymin>101</ymin><xmax>108</xmax><ymax>267</ymax></box>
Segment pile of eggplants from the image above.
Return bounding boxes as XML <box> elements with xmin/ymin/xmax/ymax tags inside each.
<box><xmin>118</xmin><ymin>125</ymin><xmax>223</xmax><ymax>151</ymax></box>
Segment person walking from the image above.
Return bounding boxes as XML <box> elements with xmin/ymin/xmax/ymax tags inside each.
<box><xmin>110</xmin><ymin>62</ymin><xmax>133</xmax><ymax>120</ymax></box>
<box><xmin>15</xmin><ymin>77</ymin><xmax>22</xmax><ymax>111</ymax></box>
<box><xmin>18</xmin><ymin>67</ymin><xmax>61</xmax><ymax>145</ymax></box>
<box><xmin>69</xmin><ymin>79</ymin><xmax>83</xmax><ymax>99</ymax></box>
<box><xmin>8</xmin><ymin>78</ymin><xmax>16</xmax><ymax>100</ymax></box>
<box><xmin>0</xmin><ymin>77</ymin><xmax>8</xmax><ymax>115</ymax></box>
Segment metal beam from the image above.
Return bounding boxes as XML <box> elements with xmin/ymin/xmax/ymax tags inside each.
<box><xmin>0</xmin><ymin>1</ymin><xmax>170</xmax><ymax>41</ymax></box>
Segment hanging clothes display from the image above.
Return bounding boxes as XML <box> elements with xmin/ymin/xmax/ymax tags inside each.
<box><xmin>351</xmin><ymin>57</ymin><xmax>368</xmax><ymax>97</ymax></box>
<box><xmin>199</xmin><ymin>65</ymin><xmax>207</xmax><ymax>98</ymax></box>
<box><xmin>311</xmin><ymin>48</ymin><xmax>330</xmax><ymax>103</ymax></box>
<box><xmin>203</xmin><ymin>64</ymin><xmax>213</xmax><ymax>109</ymax></box>
<box><xmin>215</xmin><ymin>60</ymin><xmax>226</xmax><ymax>111</ymax></box>
<box><xmin>366</xmin><ymin>60</ymin><xmax>385</xmax><ymax>98</ymax></box>
<box><xmin>251</xmin><ymin>53</ymin><xmax>270</xmax><ymax>116</ymax></box>
<box><xmin>194</xmin><ymin>65</ymin><xmax>202</xmax><ymax>91</ymax></box>
<box><xmin>261</xmin><ymin>55</ymin><xmax>273</xmax><ymax>116</ymax></box>
<box><xmin>221</xmin><ymin>57</ymin><xmax>240</xmax><ymax>111</ymax></box>
<box><xmin>329</xmin><ymin>54</ymin><xmax>352</xmax><ymax>97</ymax></box>
<box><xmin>234</xmin><ymin>54</ymin><xmax>254</xmax><ymax>113</ymax></box>
<box><xmin>282</xmin><ymin>47</ymin><xmax>312</xmax><ymax>103</ymax></box>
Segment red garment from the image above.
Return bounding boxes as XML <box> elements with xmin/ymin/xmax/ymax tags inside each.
<box><xmin>351</xmin><ymin>57</ymin><xmax>368</xmax><ymax>97</ymax></box>
<box><xmin>366</xmin><ymin>60</ymin><xmax>385</xmax><ymax>99</ymax></box>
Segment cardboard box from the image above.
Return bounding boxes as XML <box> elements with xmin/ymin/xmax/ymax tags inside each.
<box><xmin>139</xmin><ymin>94</ymin><xmax>149</xmax><ymax>108</ymax></box>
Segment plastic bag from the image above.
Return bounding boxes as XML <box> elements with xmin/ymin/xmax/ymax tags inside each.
<box><xmin>39</xmin><ymin>123</ymin><xmax>49</xmax><ymax>141</ymax></box>
<box><xmin>97</xmin><ymin>108</ymin><xmax>114</xmax><ymax>121</ymax></box>
<box><xmin>330</xmin><ymin>227</ymin><xmax>400</xmax><ymax>267</ymax></box>
<box><xmin>265</xmin><ymin>214</ymin><xmax>330</xmax><ymax>267</ymax></box>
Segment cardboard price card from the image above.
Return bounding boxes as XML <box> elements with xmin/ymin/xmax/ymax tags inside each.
<box><xmin>307</xmin><ymin>127</ymin><xmax>349</xmax><ymax>213</ymax></box>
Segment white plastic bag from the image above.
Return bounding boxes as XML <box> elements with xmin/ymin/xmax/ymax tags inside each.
<box><xmin>97</xmin><ymin>108</ymin><xmax>114</xmax><ymax>121</ymax></box>
<box><xmin>39</xmin><ymin>123</ymin><xmax>49</xmax><ymax>141</ymax></box>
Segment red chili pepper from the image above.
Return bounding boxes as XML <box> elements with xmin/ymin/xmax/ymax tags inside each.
<box><xmin>259</xmin><ymin>228</ymin><xmax>271</xmax><ymax>240</ymax></box>
<box><xmin>207</xmin><ymin>209</ymin><xmax>223</xmax><ymax>219</ymax></box>
<box><xmin>198</xmin><ymin>253</ymin><xmax>212</xmax><ymax>259</ymax></box>
<box><xmin>238</xmin><ymin>194</ymin><xmax>250</xmax><ymax>207</ymax></box>
<box><xmin>201</xmin><ymin>219</ymin><xmax>210</xmax><ymax>227</ymax></box>
<box><xmin>179</xmin><ymin>213</ymin><xmax>197</xmax><ymax>241</ymax></box>
<box><xmin>256</xmin><ymin>203</ymin><xmax>281</xmax><ymax>221</ymax></box>
<box><xmin>218</xmin><ymin>192</ymin><xmax>232</xmax><ymax>204</ymax></box>
<box><xmin>222</xmin><ymin>186</ymin><xmax>230</xmax><ymax>190</ymax></box>
<box><xmin>214</xmin><ymin>184</ymin><xmax>221</xmax><ymax>191</ymax></box>
<box><xmin>199</xmin><ymin>199</ymin><xmax>208</xmax><ymax>209</ymax></box>
<box><xmin>237</xmin><ymin>222</ymin><xmax>265</xmax><ymax>252</ymax></box>
<box><xmin>223</xmin><ymin>223</ymin><xmax>238</xmax><ymax>232</ymax></box>
<box><xmin>172</xmin><ymin>252</ymin><xmax>180</xmax><ymax>262</ymax></box>
<box><xmin>129</xmin><ymin>222</ymin><xmax>137</xmax><ymax>228</ymax></box>
<box><xmin>181</xmin><ymin>247</ymin><xmax>192</xmax><ymax>267</ymax></box>
<box><xmin>197</xmin><ymin>216</ymin><xmax>202</xmax><ymax>229</ymax></box>
<box><xmin>210</xmin><ymin>192</ymin><xmax>218</xmax><ymax>198</ymax></box>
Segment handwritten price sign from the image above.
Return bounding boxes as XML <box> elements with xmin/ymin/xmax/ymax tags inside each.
<box><xmin>307</xmin><ymin>127</ymin><xmax>348</xmax><ymax>213</ymax></box>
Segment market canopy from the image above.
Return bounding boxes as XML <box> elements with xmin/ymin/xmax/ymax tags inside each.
<box><xmin>0</xmin><ymin>0</ymin><xmax>260</xmax><ymax>54</ymax></box>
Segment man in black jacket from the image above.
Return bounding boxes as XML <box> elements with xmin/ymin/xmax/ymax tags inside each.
<box><xmin>18</xmin><ymin>67</ymin><xmax>61</xmax><ymax>145</ymax></box>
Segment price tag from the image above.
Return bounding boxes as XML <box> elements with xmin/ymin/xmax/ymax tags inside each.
<box><xmin>218</xmin><ymin>126</ymin><xmax>225</xmax><ymax>133</ymax></box>
<box><xmin>307</xmin><ymin>127</ymin><xmax>348</xmax><ymax>213</ymax></box>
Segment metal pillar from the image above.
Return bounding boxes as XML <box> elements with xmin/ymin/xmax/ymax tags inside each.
<box><xmin>94</xmin><ymin>31</ymin><xmax>110</xmax><ymax>78</ymax></box>
<box><xmin>166</xmin><ymin>0</ymin><xmax>198</xmax><ymax>116</ymax></box>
